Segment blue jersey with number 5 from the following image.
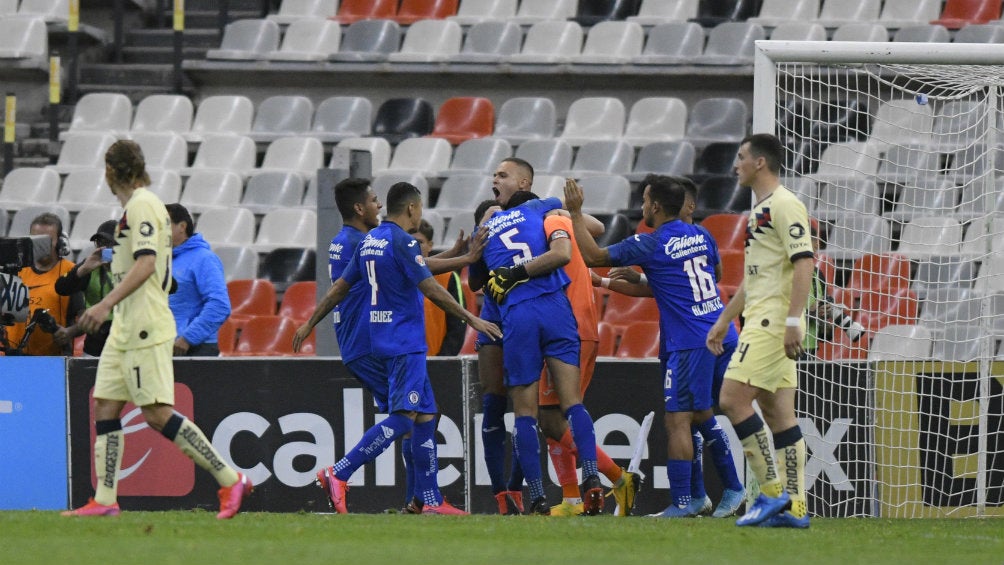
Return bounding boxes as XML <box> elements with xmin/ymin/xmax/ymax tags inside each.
<box><xmin>607</xmin><ymin>220</ymin><xmax>738</xmax><ymax>351</ymax></box>
<box><xmin>482</xmin><ymin>197</ymin><xmax>569</xmax><ymax>311</ymax></box>
<box><xmin>341</xmin><ymin>221</ymin><xmax>433</xmax><ymax>357</ymax></box>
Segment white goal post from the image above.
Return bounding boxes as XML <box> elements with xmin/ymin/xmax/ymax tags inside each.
<box><xmin>753</xmin><ymin>41</ymin><xmax>1004</xmax><ymax>518</ymax></box>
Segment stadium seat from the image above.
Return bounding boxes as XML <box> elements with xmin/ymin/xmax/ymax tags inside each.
<box><xmin>217</xmin><ymin>318</ymin><xmax>237</xmax><ymax>356</ymax></box>
<box><xmin>867</xmin><ymin>324</ymin><xmax>932</xmax><ymax>361</ymax></box>
<box><xmin>826</xmin><ymin>214</ymin><xmax>892</xmax><ymax>260</ymax></box>
<box><xmin>811</xmin><ymin>98</ymin><xmax>871</xmax><ymax>143</ymax></box>
<box><xmin>596</xmin><ymin>321</ymin><xmax>617</xmax><ymax>356</ymax></box>
<box><xmin>692</xmin><ymin>141</ymin><xmax>742</xmax><ymax>184</ymax></box>
<box><xmin>781</xmin><ymin>175</ymin><xmax>817</xmax><ymax>211</ymax></box>
<box><xmin>623</xmin><ymin>97</ymin><xmax>687</xmax><ymax>147</ymax></box>
<box><xmin>433</xmin><ymin>174</ymin><xmax>494</xmax><ymax>221</ymax></box>
<box><xmin>634</xmin><ymin>21</ymin><xmax>703</xmax><ymax>65</ymax></box>
<box><xmin>387</xmin><ymin>19</ymin><xmax>462</xmax><ymax>63</ymax></box>
<box><xmin>259</xmin><ymin>137</ymin><xmax>325</xmax><ymax>180</ymax></box>
<box><xmin>267</xmin><ymin>18</ymin><xmax>341</xmax><ymax>62</ymax></box>
<box><xmin>694</xmin><ymin>176</ymin><xmax>751</xmax><ymax>219</ymax></box>
<box><xmin>770</xmin><ymin>21</ymin><xmax>827</xmax><ymax>41</ymax></box>
<box><xmin>920</xmin><ymin>288</ymin><xmax>984</xmax><ymax>329</ymax></box>
<box><xmin>251</xmin><ymin>96</ymin><xmax>314</xmax><ymax>143</ymax></box>
<box><xmin>18</xmin><ymin>0</ymin><xmax>68</xmax><ymax>22</ymax></box>
<box><xmin>575</xmin><ymin>0</ymin><xmax>641</xmax><ymax>26</ymax></box>
<box><xmin>207</xmin><ymin>19</ymin><xmax>280</xmax><ymax>60</ymax></box>
<box><xmin>689</xmin><ymin>0</ymin><xmax>760</xmax><ymax>27</ymax></box>
<box><xmin>371</xmin><ymin>98</ymin><xmax>435</xmax><ymax>145</ymax></box>
<box><xmin>685</xmin><ymin>98</ymin><xmax>748</xmax><ymax>148</ymax></box>
<box><xmin>267</xmin><ymin>0</ymin><xmax>338</xmax><ymax>24</ymax></box>
<box><xmin>814</xmin><ymin>0</ymin><xmax>881</xmax><ymax>27</ymax></box>
<box><xmin>852</xmin><ymin>287</ymin><xmax>919</xmax><ymax>332</ymax></box>
<box><xmin>615</xmin><ymin>321</ymin><xmax>660</xmax><ymax>358</ymax></box>
<box><xmin>50</xmin><ymin>132</ymin><xmax>117</xmax><ymax>175</ymax></box>
<box><xmin>232</xmin><ymin>315</ymin><xmax>297</xmax><ymax>356</ymax></box>
<box><xmin>887</xmin><ymin>179</ymin><xmax>960</xmax><ymax>222</ymax></box>
<box><xmin>700</xmin><ymin>213</ymin><xmax>747</xmax><ymax>252</ymax></box>
<box><xmin>832</xmin><ymin>23</ymin><xmax>889</xmax><ymax>42</ymax></box>
<box><xmin>227</xmin><ymin>279</ymin><xmax>278</xmax><ymax>324</ymax></box>
<box><xmin>310</xmin><ymin>96</ymin><xmax>372</xmax><ymax>143</ymax></box>
<box><xmin>813</xmin><ymin>141</ymin><xmax>884</xmax><ymax>183</ymax></box>
<box><xmin>371</xmin><ymin>172</ymin><xmax>430</xmax><ymax>207</ymax></box>
<box><xmin>260</xmin><ymin>248</ymin><xmax>317</xmax><ymax>290</ymax></box>
<box><xmin>953</xmin><ymin>22</ymin><xmax>1004</xmax><ymax>42</ymax></box>
<box><xmin>880</xmin><ymin>0</ymin><xmax>942</xmax><ymax>29</ymax></box>
<box><xmin>58</xmin><ymin>169</ymin><xmax>116</xmax><ymax>212</ymax></box>
<box><xmin>814</xmin><ymin>178</ymin><xmax>882</xmax><ymax>222</ymax></box>
<box><xmin>514</xmin><ymin>139</ymin><xmax>573</xmax><ymax>175</ymax></box>
<box><xmin>508</xmin><ymin>20</ymin><xmax>583</xmax><ymax>64</ymax></box>
<box><xmin>717</xmin><ymin>248</ymin><xmax>744</xmax><ymax>289</ymax></box>
<box><xmin>459</xmin><ymin>325</ymin><xmax>479</xmax><ymax>355</ymax></box>
<box><xmin>911</xmin><ymin>255</ymin><xmax>976</xmax><ymax>300</ymax></box>
<box><xmin>186</xmin><ymin>95</ymin><xmax>253</xmax><ymax>143</ymax></box>
<box><xmin>628</xmin><ymin>0</ymin><xmax>698</xmax><ymax>24</ymax></box>
<box><xmin>131</xmin><ymin>95</ymin><xmax>193</xmax><ymax>136</ymax></box>
<box><xmin>960</xmin><ymin>214</ymin><xmax>1004</xmax><ymax>254</ymax></box>
<box><xmin>443</xmin><ymin>137</ymin><xmax>512</xmax><ymax>176</ymax></box>
<box><xmin>845</xmin><ymin>253</ymin><xmax>912</xmax><ymax>294</ymax></box>
<box><xmin>427</xmin><ymin>97</ymin><xmax>495</xmax><ymax>145</ymax></box>
<box><xmin>697</xmin><ymin>22</ymin><xmax>765</xmax><ymax>66</ymax></box>
<box><xmin>897</xmin><ymin>216</ymin><xmax>964</xmax><ymax>258</ymax></box>
<box><xmin>241</xmin><ymin>171</ymin><xmax>306</xmax><ymax>216</ymax></box>
<box><xmin>448</xmin><ymin>0</ymin><xmax>517</xmax><ymax>25</ymax></box>
<box><xmin>331</xmin><ymin>0</ymin><xmax>396</xmax><ymax>24</ymax></box>
<box><xmin>594</xmin><ymin>212</ymin><xmax>633</xmax><ymax>247</ymax></box>
<box><xmin>869</xmin><ymin>99</ymin><xmax>934</xmax><ymax>146</ymax></box>
<box><xmin>181</xmin><ymin>135</ymin><xmax>256</xmax><ymax>178</ymax></box>
<box><xmin>67</xmin><ymin>206</ymin><xmax>122</xmax><ymax>251</ymax></box>
<box><xmin>0</xmin><ymin>168</ymin><xmax>60</xmax><ymax>211</ymax></box>
<box><xmin>147</xmin><ymin>170</ymin><xmax>182</xmax><ymax>204</ymax></box>
<box><xmin>180</xmin><ymin>170</ymin><xmax>243</xmax><ymax>215</ymax></box>
<box><xmin>452</xmin><ymin>20</ymin><xmax>522</xmax><ymax>63</ymax></box>
<box><xmin>930</xmin><ymin>101</ymin><xmax>987</xmax><ymax>150</ymax></box>
<box><xmin>574</xmin><ymin>174</ymin><xmax>632</xmax><ymax>214</ymax></box>
<box><xmin>215</xmin><ymin>244</ymin><xmax>260</xmax><ymax>282</ymax></box>
<box><xmin>63</xmin><ymin>93</ymin><xmax>132</xmax><ymax>140</ymax></box>
<box><xmin>749</xmin><ymin>0</ymin><xmax>819</xmax><ymax>27</ymax></box>
<box><xmin>493</xmin><ymin>97</ymin><xmax>556</xmax><ymax>145</ymax></box>
<box><xmin>393</xmin><ymin>0</ymin><xmax>458</xmax><ymax>24</ymax></box>
<box><xmin>253</xmin><ymin>209</ymin><xmax>317</xmax><ymax>254</ymax></box>
<box><xmin>197</xmin><ymin>207</ymin><xmax>256</xmax><ymax>247</ymax></box>
<box><xmin>603</xmin><ymin>293</ymin><xmax>659</xmax><ymax>326</ymax></box>
<box><xmin>131</xmin><ymin>132</ymin><xmax>187</xmax><ymax>172</ymax></box>
<box><xmin>278</xmin><ymin>280</ymin><xmax>318</xmax><ymax>323</ymax></box>
<box><xmin>932</xmin><ymin>324</ymin><xmax>987</xmax><ymax>362</ymax></box>
<box><xmin>330</xmin><ymin>18</ymin><xmax>400</xmax><ymax>62</ymax></box>
<box><xmin>628</xmin><ymin>140</ymin><xmax>695</xmax><ymax>182</ymax></box>
<box><xmin>932</xmin><ymin>0</ymin><xmax>1002</xmax><ymax>29</ymax></box>
<box><xmin>559</xmin><ymin>97</ymin><xmax>626</xmax><ymax>146</ymax></box>
<box><xmin>575</xmin><ymin>21</ymin><xmax>644</xmax><ymax>64</ymax></box>
<box><xmin>512</xmin><ymin>0</ymin><xmax>577</xmax><ymax>24</ymax></box>
<box><xmin>778</xmin><ymin>97</ymin><xmax>818</xmax><ymax>140</ymax></box>
<box><xmin>335</xmin><ymin>137</ymin><xmax>392</xmax><ymax>174</ymax></box>
<box><xmin>386</xmin><ymin>137</ymin><xmax>454</xmax><ymax>177</ymax></box>
<box><xmin>876</xmin><ymin>145</ymin><xmax>940</xmax><ymax>185</ymax></box>
<box><xmin>566</xmin><ymin>140</ymin><xmax>634</xmax><ymax>177</ymax></box>
<box><xmin>893</xmin><ymin>24</ymin><xmax>951</xmax><ymax>43</ymax></box>
<box><xmin>0</xmin><ymin>15</ymin><xmax>46</xmax><ymax>66</ymax></box>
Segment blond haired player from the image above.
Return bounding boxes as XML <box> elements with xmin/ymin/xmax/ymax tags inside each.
<box><xmin>706</xmin><ymin>133</ymin><xmax>814</xmax><ymax>528</ymax></box>
<box><xmin>63</xmin><ymin>140</ymin><xmax>252</xmax><ymax>519</ymax></box>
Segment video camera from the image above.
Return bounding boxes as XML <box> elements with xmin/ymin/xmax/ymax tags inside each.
<box><xmin>0</xmin><ymin>235</ymin><xmax>52</xmax><ymax>325</ymax></box>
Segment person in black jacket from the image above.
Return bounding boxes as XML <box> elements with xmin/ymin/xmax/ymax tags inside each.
<box><xmin>55</xmin><ymin>220</ymin><xmax>116</xmax><ymax>356</ymax></box>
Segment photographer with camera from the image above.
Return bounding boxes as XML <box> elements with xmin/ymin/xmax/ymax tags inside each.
<box><xmin>1</xmin><ymin>212</ymin><xmax>82</xmax><ymax>356</ymax></box>
<box><xmin>54</xmin><ymin>220</ymin><xmax>117</xmax><ymax>356</ymax></box>
<box><xmin>804</xmin><ymin>219</ymin><xmax>864</xmax><ymax>358</ymax></box>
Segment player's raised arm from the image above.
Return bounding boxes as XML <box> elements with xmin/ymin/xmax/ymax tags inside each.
<box><xmin>563</xmin><ymin>178</ymin><xmax>613</xmax><ymax>268</ymax></box>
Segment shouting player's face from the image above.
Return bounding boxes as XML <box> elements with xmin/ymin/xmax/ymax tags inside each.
<box><xmin>493</xmin><ymin>161</ymin><xmax>530</xmax><ymax>206</ymax></box>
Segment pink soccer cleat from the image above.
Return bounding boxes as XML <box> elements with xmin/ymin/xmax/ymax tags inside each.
<box><xmin>61</xmin><ymin>498</ymin><xmax>120</xmax><ymax>517</ymax></box>
<box><xmin>316</xmin><ymin>467</ymin><xmax>349</xmax><ymax>514</ymax></box>
<box><xmin>217</xmin><ymin>473</ymin><xmax>253</xmax><ymax>519</ymax></box>
<box><xmin>423</xmin><ymin>499</ymin><xmax>469</xmax><ymax>515</ymax></box>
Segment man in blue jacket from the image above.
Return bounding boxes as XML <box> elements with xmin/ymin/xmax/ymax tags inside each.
<box><xmin>166</xmin><ymin>203</ymin><xmax>232</xmax><ymax>356</ymax></box>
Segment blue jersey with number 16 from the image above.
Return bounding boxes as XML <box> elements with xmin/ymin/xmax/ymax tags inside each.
<box><xmin>341</xmin><ymin>221</ymin><xmax>433</xmax><ymax>358</ymax></box>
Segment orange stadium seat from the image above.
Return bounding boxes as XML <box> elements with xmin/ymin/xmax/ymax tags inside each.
<box><xmin>227</xmin><ymin>279</ymin><xmax>277</xmax><ymax>324</ymax></box>
<box><xmin>603</xmin><ymin>293</ymin><xmax>659</xmax><ymax>326</ymax></box>
<box><xmin>427</xmin><ymin>97</ymin><xmax>495</xmax><ymax>145</ymax></box>
<box><xmin>394</xmin><ymin>0</ymin><xmax>460</xmax><ymax>24</ymax></box>
<box><xmin>615</xmin><ymin>321</ymin><xmax>661</xmax><ymax>358</ymax></box>
<box><xmin>217</xmin><ymin>318</ymin><xmax>237</xmax><ymax>356</ymax></box>
<box><xmin>701</xmin><ymin>213</ymin><xmax>747</xmax><ymax>252</ymax></box>
<box><xmin>597</xmin><ymin>321</ymin><xmax>618</xmax><ymax>356</ymax></box>
<box><xmin>232</xmin><ymin>315</ymin><xmax>297</xmax><ymax>356</ymax></box>
<box><xmin>931</xmin><ymin>0</ymin><xmax>1003</xmax><ymax>29</ymax></box>
<box><xmin>278</xmin><ymin>281</ymin><xmax>317</xmax><ymax>324</ymax></box>
<box><xmin>718</xmin><ymin>249</ymin><xmax>745</xmax><ymax>289</ymax></box>
<box><xmin>332</xmin><ymin>0</ymin><xmax>397</xmax><ymax>24</ymax></box>
<box><xmin>460</xmin><ymin>326</ymin><xmax>479</xmax><ymax>355</ymax></box>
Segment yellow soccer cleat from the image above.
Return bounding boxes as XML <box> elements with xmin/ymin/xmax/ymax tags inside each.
<box><xmin>549</xmin><ymin>500</ymin><xmax>584</xmax><ymax>517</ymax></box>
<box><xmin>611</xmin><ymin>470</ymin><xmax>640</xmax><ymax>517</ymax></box>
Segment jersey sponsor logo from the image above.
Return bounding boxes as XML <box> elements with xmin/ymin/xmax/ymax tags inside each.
<box><xmin>663</xmin><ymin>233</ymin><xmax>709</xmax><ymax>259</ymax></box>
<box><xmin>788</xmin><ymin>222</ymin><xmax>806</xmax><ymax>239</ymax></box>
<box><xmin>746</xmin><ymin>208</ymin><xmax>773</xmax><ymax>246</ymax></box>
<box><xmin>370</xmin><ymin>310</ymin><xmax>393</xmax><ymax>323</ymax></box>
<box><xmin>484</xmin><ymin>208</ymin><xmax>527</xmax><ymax>238</ymax></box>
<box><xmin>408</xmin><ymin>391</ymin><xmax>420</xmax><ymax>405</ymax></box>
<box><xmin>89</xmin><ymin>383</ymin><xmax>195</xmax><ymax>496</ymax></box>
<box><xmin>415</xmin><ymin>254</ymin><xmax>426</xmax><ymax>267</ymax></box>
<box><xmin>138</xmin><ymin>221</ymin><xmax>154</xmax><ymax>237</ymax></box>
<box><xmin>329</xmin><ymin>242</ymin><xmax>344</xmax><ymax>260</ymax></box>
<box><xmin>359</xmin><ymin>237</ymin><xmax>389</xmax><ymax>256</ymax></box>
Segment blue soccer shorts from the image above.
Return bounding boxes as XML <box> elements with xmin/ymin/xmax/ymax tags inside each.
<box><xmin>384</xmin><ymin>352</ymin><xmax>438</xmax><ymax>414</ymax></box>
<box><xmin>501</xmin><ymin>290</ymin><xmax>579</xmax><ymax>388</ymax></box>
<box><xmin>346</xmin><ymin>354</ymin><xmax>390</xmax><ymax>412</ymax></box>
<box><xmin>663</xmin><ymin>340</ymin><xmax>737</xmax><ymax>413</ymax></box>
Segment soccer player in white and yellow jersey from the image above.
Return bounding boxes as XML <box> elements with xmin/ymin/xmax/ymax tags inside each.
<box><xmin>63</xmin><ymin>140</ymin><xmax>252</xmax><ymax>519</ymax></box>
<box><xmin>706</xmin><ymin>133</ymin><xmax>814</xmax><ymax>528</ymax></box>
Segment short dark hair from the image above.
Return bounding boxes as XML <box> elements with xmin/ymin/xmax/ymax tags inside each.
<box><xmin>503</xmin><ymin>190</ymin><xmax>540</xmax><ymax>210</ymax></box>
<box><xmin>333</xmin><ymin>177</ymin><xmax>372</xmax><ymax>221</ymax></box>
<box><xmin>643</xmin><ymin>174</ymin><xmax>689</xmax><ymax>217</ymax></box>
<box><xmin>500</xmin><ymin>157</ymin><xmax>534</xmax><ymax>183</ymax></box>
<box><xmin>414</xmin><ymin>219</ymin><xmax>434</xmax><ymax>242</ymax></box>
<box><xmin>165</xmin><ymin>203</ymin><xmax>194</xmax><ymax>237</ymax></box>
<box><xmin>741</xmin><ymin>133</ymin><xmax>784</xmax><ymax>174</ymax></box>
<box><xmin>31</xmin><ymin>212</ymin><xmax>63</xmax><ymax>236</ymax></box>
<box><xmin>474</xmin><ymin>199</ymin><xmax>498</xmax><ymax>225</ymax></box>
<box><xmin>385</xmin><ymin>182</ymin><xmax>422</xmax><ymax>216</ymax></box>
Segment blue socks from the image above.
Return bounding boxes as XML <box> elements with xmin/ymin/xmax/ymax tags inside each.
<box><xmin>697</xmin><ymin>416</ymin><xmax>743</xmax><ymax>491</ymax></box>
<box><xmin>401</xmin><ymin>436</ymin><xmax>414</xmax><ymax>506</ymax></box>
<box><xmin>411</xmin><ymin>418</ymin><xmax>444</xmax><ymax>507</ymax></box>
<box><xmin>667</xmin><ymin>459</ymin><xmax>692</xmax><ymax>508</ymax></box>
<box><xmin>333</xmin><ymin>412</ymin><xmax>413</xmax><ymax>481</ymax></box>
<box><xmin>513</xmin><ymin>416</ymin><xmax>543</xmax><ymax>501</ymax></box>
<box><xmin>481</xmin><ymin>393</ymin><xmax>507</xmax><ymax>494</ymax></box>
<box><xmin>565</xmin><ymin>404</ymin><xmax>598</xmax><ymax>479</ymax></box>
<box><xmin>690</xmin><ymin>428</ymin><xmax>707</xmax><ymax>500</ymax></box>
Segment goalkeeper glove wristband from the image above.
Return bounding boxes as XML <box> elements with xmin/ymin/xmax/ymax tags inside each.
<box><xmin>487</xmin><ymin>264</ymin><xmax>529</xmax><ymax>304</ymax></box>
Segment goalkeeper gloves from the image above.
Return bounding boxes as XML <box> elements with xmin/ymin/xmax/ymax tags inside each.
<box><xmin>487</xmin><ymin>264</ymin><xmax>529</xmax><ymax>304</ymax></box>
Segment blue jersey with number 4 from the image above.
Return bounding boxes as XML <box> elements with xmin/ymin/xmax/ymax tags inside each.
<box><xmin>341</xmin><ymin>221</ymin><xmax>433</xmax><ymax>357</ymax></box>
<box><xmin>482</xmin><ymin>197</ymin><xmax>569</xmax><ymax>312</ymax></box>
<box><xmin>607</xmin><ymin>220</ymin><xmax>738</xmax><ymax>352</ymax></box>
<box><xmin>329</xmin><ymin>225</ymin><xmax>369</xmax><ymax>363</ymax></box>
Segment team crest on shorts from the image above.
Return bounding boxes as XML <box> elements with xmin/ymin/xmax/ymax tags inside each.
<box><xmin>408</xmin><ymin>391</ymin><xmax>420</xmax><ymax>404</ymax></box>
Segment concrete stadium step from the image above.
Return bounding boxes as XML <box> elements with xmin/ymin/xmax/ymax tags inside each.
<box><xmin>80</xmin><ymin>63</ymin><xmax>195</xmax><ymax>89</ymax></box>
<box><xmin>122</xmin><ymin>46</ymin><xmax>212</xmax><ymax>64</ymax></box>
<box><xmin>127</xmin><ymin>28</ymin><xmax>221</xmax><ymax>48</ymax></box>
<box><xmin>150</xmin><ymin>10</ymin><xmax>264</xmax><ymax>30</ymax></box>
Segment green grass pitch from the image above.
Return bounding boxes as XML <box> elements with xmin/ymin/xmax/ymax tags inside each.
<box><xmin>2</xmin><ymin>511</ymin><xmax>1002</xmax><ymax>565</ymax></box>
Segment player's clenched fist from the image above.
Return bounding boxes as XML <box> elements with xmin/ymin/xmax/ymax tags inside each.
<box><xmin>487</xmin><ymin>264</ymin><xmax>529</xmax><ymax>304</ymax></box>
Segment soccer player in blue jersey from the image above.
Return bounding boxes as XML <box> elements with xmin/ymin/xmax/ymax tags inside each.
<box><xmin>294</xmin><ymin>182</ymin><xmax>501</xmax><ymax>515</ymax></box>
<box><xmin>707</xmin><ymin>134</ymin><xmax>814</xmax><ymax>528</ymax></box>
<box><xmin>564</xmin><ymin>174</ymin><xmax>744</xmax><ymax>518</ymax></box>
<box><xmin>481</xmin><ymin>187</ymin><xmax>605</xmax><ymax>516</ymax></box>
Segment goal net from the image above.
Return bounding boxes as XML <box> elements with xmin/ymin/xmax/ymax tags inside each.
<box><xmin>754</xmin><ymin>41</ymin><xmax>1004</xmax><ymax>518</ymax></box>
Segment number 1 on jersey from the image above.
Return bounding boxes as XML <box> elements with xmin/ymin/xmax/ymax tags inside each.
<box><xmin>366</xmin><ymin>260</ymin><xmax>378</xmax><ymax>305</ymax></box>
